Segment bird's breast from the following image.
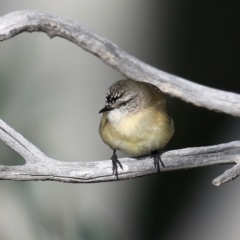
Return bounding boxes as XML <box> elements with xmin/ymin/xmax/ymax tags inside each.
<box><xmin>99</xmin><ymin>108</ymin><xmax>174</xmax><ymax>156</ymax></box>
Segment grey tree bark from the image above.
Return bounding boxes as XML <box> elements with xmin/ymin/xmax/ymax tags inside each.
<box><xmin>0</xmin><ymin>10</ymin><xmax>240</xmax><ymax>186</ymax></box>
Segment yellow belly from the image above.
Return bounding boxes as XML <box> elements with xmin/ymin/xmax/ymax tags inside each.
<box><xmin>99</xmin><ymin>108</ymin><xmax>174</xmax><ymax>156</ymax></box>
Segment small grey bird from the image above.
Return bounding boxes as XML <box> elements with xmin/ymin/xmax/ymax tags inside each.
<box><xmin>99</xmin><ymin>79</ymin><xmax>174</xmax><ymax>178</ymax></box>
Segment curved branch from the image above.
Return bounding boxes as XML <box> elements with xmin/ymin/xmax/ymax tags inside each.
<box><xmin>0</xmin><ymin>10</ymin><xmax>240</xmax><ymax>117</ymax></box>
<box><xmin>0</xmin><ymin>10</ymin><xmax>240</xmax><ymax>186</ymax></box>
<box><xmin>0</xmin><ymin>119</ymin><xmax>239</xmax><ymax>186</ymax></box>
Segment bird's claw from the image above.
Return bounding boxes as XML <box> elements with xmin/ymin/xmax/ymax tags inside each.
<box><xmin>151</xmin><ymin>150</ymin><xmax>165</xmax><ymax>172</ymax></box>
<box><xmin>111</xmin><ymin>151</ymin><xmax>123</xmax><ymax>179</ymax></box>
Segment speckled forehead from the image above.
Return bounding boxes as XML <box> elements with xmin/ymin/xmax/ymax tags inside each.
<box><xmin>105</xmin><ymin>81</ymin><xmax>127</xmax><ymax>104</ymax></box>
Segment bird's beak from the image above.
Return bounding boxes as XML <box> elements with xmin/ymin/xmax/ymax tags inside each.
<box><xmin>99</xmin><ymin>105</ymin><xmax>114</xmax><ymax>113</ymax></box>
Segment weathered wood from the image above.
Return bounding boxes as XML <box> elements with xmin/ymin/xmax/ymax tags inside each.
<box><xmin>0</xmin><ymin>10</ymin><xmax>240</xmax><ymax>117</ymax></box>
<box><xmin>0</xmin><ymin>119</ymin><xmax>240</xmax><ymax>185</ymax></box>
<box><xmin>0</xmin><ymin>10</ymin><xmax>240</xmax><ymax>186</ymax></box>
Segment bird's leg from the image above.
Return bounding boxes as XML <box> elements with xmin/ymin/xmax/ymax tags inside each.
<box><xmin>111</xmin><ymin>149</ymin><xmax>123</xmax><ymax>178</ymax></box>
<box><xmin>151</xmin><ymin>150</ymin><xmax>165</xmax><ymax>173</ymax></box>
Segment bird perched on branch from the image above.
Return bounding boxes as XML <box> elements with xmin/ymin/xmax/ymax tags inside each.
<box><xmin>99</xmin><ymin>79</ymin><xmax>174</xmax><ymax>178</ymax></box>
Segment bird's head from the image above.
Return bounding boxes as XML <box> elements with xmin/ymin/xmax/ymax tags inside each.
<box><xmin>99</xmin><ymin>80</ymin><xmax>140</xmax><ymax>124</ymax></box>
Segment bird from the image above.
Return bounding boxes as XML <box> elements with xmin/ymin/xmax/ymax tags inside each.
<box><xmin>99</xmin><ymin>79</ymin><xmax>174</xmax><ymax>178</ymax></box>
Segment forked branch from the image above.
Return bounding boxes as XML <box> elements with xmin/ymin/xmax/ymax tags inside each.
<box><xmin>0</xmin><ymin>119</ymin><xmax>239</xmax><ymax>186</ymax></box>
<box><xmin>0</xmin><ymin>10</ymin><xmax>240</xmax><ymax>185</ymax></box>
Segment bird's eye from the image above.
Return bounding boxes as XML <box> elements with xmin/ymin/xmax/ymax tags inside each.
<box><xmin>121</xmin><ymin>101</ymin><xmax>127</xmax><ymax>106</ymax></box>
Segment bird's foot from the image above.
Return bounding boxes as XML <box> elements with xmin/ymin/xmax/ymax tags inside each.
<box><xmin>111</xmin><ymin>150</ymin><xmax>123</xmax><ymax>179</ymax></box>
<box><xmin>151</xmin><ymin>150</ymin><xmax>165</xmax><ymax>173</ymax></box>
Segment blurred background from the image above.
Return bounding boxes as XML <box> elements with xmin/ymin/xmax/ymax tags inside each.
<box><xmin>0</xmin><ymin>1</ymin><xmax>240</xmax><ymax>240</ymax></box>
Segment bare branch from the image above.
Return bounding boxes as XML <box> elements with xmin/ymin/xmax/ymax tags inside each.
<box><xmin>0</xmin><ymin>119</ymin><xmax>239</xmax><ymax>185</ymax></box>
<box><xmin>0</xmin><ymin>10</ymin><xmax>240</xmax><ymax>186</ymax></box>
<box><xmin>0</xmin><ymin>10</ymin><xmax>240</xmax><ymax>117</ymax></box>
